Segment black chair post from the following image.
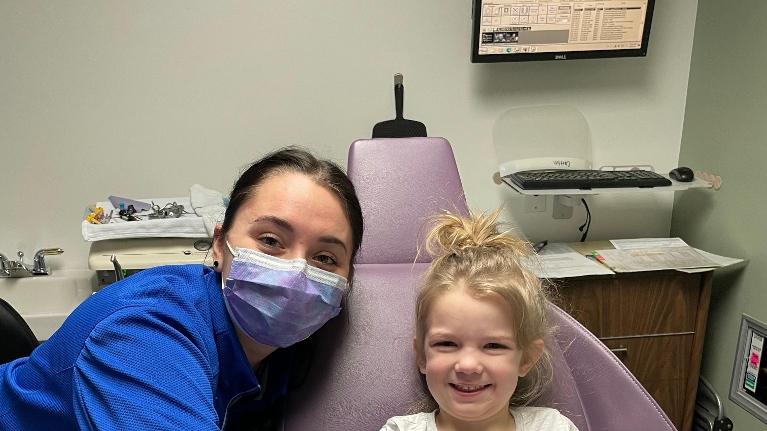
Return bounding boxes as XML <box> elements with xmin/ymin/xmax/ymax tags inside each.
<box><xmin>0</xmin><ymin>298</ymin><xmax>39</xmax><ymax>364</ymax></box>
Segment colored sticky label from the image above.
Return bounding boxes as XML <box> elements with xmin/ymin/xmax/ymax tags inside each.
<box><xmin>744</xmin><ymin>332</ymin><xmax>764</xmax><ymax>393</ymax></box>
<box><xmin>745</xmin><ymin>372</ymin><xmax>757</xmax><ymax>392</ymax></box>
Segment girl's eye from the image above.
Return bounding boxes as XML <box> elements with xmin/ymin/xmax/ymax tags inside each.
<box><xmin>313</xmin><ymin>254</ymin><xmax>338</xmax><ymax>267</ymax></box>
<box><xmin>485</xmin><ymin>343</ymin><xmax>508</xmax><ymax>350</ymax></box>
<box><xmin>432</xmin><ymin>341</ymin><xmax>457</xmax><ymax>348</ymax></box>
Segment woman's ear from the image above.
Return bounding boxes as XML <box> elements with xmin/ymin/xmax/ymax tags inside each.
<box><xmin>211</xmin><ymin>224</ymin><xmax>224</xmax><ymax>272</ymax></box>
<box><xmin>413</xmin><ymin>337</ymin><xmax>426</xmax><ymax>374</ymax></box>
<box><xmin>519</xmin><ymin>339</ymin><xmax>545</xmax><ymax>377</ymax></box>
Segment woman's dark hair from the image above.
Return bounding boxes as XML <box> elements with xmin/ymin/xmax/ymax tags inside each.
<box><xmin>220</xmin><ymin>146</ymin><xmax>363</xmax><ymax>279</ymax></box>
<box><xmin>222</xmin><ymin>148</ymin><xmax>364</xmax><ymax>429</ymax></box>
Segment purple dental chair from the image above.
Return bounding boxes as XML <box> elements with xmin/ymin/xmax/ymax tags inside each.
<box><xmin>283</xmin><ymin>137</ymin><xmax>676</xmax><ymax>431</ymax></box>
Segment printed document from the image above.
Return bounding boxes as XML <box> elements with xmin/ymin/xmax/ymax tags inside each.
<box><xmin>528</xmin><ymin>243</ymin><xmax>614</xmax><ymax>278</ymax></box>
<box><xmin>595</xmin><ymin>244</ymin><xmax>718</xmax><ymax>273</ymax></box>
<box><xmin>610</xmin><ymin>237</ymin><xmax>689</xmax><ymax>250</ymax></box>
<box><xmin>677</xmin><ymin>248</ymin><xmax>746</xmax><ymax>273</ymax></box>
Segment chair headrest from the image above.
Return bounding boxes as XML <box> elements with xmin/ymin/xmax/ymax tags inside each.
<box><xmin>348</xmin><ymin>138</ymin><xmax>468</xmax><ymax>264</ymax></box>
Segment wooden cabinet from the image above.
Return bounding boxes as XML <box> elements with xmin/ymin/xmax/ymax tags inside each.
<box><xmin>554</xmin><ymin>270</ymin><xmax>713</xmax><ymax>431</ymax></box>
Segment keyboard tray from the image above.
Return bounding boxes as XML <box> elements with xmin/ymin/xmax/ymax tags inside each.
<box><xmin>505</xmin><ymin>169</ymin><xmax>672</xmax><ymax>190</ymax></box>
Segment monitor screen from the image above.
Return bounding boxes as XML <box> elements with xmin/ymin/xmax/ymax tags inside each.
<box><xmin>471</xmin><ymin>0</ymin><xmax>655</xmax><ymax>62</ymax></box>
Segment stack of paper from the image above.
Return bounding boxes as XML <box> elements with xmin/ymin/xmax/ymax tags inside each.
<box><xmin>526</xmin><ymin>243</ymin><xmax>614</xmax><ymax>278</ymax></box>
<box><xmin>595</xmin><ymin>238</ymin><xmax>723</xmax><ymax>273</ymax></box>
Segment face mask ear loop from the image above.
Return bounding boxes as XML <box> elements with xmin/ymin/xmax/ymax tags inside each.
<box><xmin>225</xmin><ymin>240</ymin><xmax>236</xmax><ymax>258</ymax></box>
<box><xmin>220</xmin><ymin>240</ymin><xmax>237</xmax><ymax>287</ymax></box>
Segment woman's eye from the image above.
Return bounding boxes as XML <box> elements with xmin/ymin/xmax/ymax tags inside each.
<box><xmin>257</xmin><ymin>235</ymin><xmax>282</xmax><ymax>249</ymax></box>
<box><xmin>313</xmin><ymin>254</ymin><xmax>338</xmax><ymax>267</ymax></box>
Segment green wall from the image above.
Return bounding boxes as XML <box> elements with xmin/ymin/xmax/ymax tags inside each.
<box><xmin>672</xmin><ymin>0</ymin><xmax>767</xmax><ymax>428</ymax></box>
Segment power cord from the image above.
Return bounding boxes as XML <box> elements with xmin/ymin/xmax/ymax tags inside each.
<box><xmin>578</xmin><ymin>198</ymin><xmax>591</xmax><ymax>242</ymax></box>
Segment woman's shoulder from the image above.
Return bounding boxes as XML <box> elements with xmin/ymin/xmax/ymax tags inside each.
<box><xmin>93</xmin><ymin>264</ymin><xmax>214</xmax><ymax>306</ymax></box>
<box><xmin>116</xmin><ymin>263</ymin><xmax>212</xmax><ymax>291</ymax></box>
<box><xmin>80</xmin><ymin>264</ymin><xmax>221</xmax><ymax>337</ymax></box>
<box><xmin>512</xmin><ymin>406</ymin><xmax>579</xmax><ymax>430</ymax></box>
<box><xmin>43</xmin><ymin>265</ymin><xmax>219</xmax><ymax>366</ymax></box>
<box><xmin>380</xmin><ymin>411</ymin><xmax>436</xmax><ymax>431</ymax></box>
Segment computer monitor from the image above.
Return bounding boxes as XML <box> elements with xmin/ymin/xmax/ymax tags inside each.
<box><xmin>471</xmin><ymin>0</ymin><xmax>655</xmax><ymax>63</ymax></box>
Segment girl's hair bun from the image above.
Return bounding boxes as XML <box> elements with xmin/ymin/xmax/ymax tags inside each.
<box><xmin>425</xmin><ymin>209</ymin><xmax>532</xmax><ymax>260</ymax></box>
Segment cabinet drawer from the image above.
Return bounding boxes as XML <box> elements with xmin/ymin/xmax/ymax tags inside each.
<box><xmin>602</xmin><ymin>334</ymin><xmax>693</xmax><ymax>429</ymax></box>
<box><xmin>556</xmin><ymin>271</ymin><xmax>702</xmax><ymax>338</ymax></box>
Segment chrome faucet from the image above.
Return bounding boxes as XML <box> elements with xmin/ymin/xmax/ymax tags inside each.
<box><xmin>4</xmin><ymin>251</ymin><xmax>33</xmax><ymax>278</ymax></box>
<box><xmin>32</xmin><ymin>248</ymin><xmax>64</xmax><ymax>275</ymax></box>
<box><xmin>0</xmin><ymin>248</ymin><xmax>63</xmax><ymax>278</ymax></box>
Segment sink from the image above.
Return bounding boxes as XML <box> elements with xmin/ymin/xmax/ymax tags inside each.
<box><xmin>0</xmin><ymin>269</ymin><xmax>95</xmax><ymax>340</ymax></box>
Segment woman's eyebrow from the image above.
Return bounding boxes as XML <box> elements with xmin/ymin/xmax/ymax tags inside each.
<box><xmin>318</xmin><ymin>236</ymin><xmax>347</xmax><ymax>252</ymax></box>
<box><xmin>253</xmin><ymin>216</ymin><xmax>347</xmax><ymax>252</ymax></box>
<box><xmin>253</xmin><ymin>215</ymin><xmax>293</xmax><ymax>232</ymax></box>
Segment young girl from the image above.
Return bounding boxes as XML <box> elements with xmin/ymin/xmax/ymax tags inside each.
<box><xmin>381</xmin><ymin>210</ymin><xmax>578</xmax><ymax>431</ymax></box>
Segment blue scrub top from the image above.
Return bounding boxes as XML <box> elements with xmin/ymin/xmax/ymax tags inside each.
<box><xmin>0</xmin><ymin>264</ymin><xmax>293</xmax><ymax>430</ymax></box>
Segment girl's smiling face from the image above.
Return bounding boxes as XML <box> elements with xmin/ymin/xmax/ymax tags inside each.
<box><xmin>419</xmin><ymin>284</ymin><xmax>542</xmax><ymax>429</ymax></box>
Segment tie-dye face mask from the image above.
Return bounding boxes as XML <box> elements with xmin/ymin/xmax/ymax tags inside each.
<box><xmin>222</xmin><ymin>241</ymin><xmax>348</xmax><ymax>348</ymax></box>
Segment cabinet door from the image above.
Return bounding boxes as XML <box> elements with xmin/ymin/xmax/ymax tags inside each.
<box><xmin>555</xmin><ymin>272</ymin><xmax>702</xmax><ymax>338</ymax></box>
<box><xmin>602</xmin><ymin>335</ymin><xmax>694</xmax><ymax>430</ymax></box>
<box><xmin>602</xmin><ymin>272</ymin><xmax>701</xmax><ymax>338</ymax></box>
<box><xmin>552</xmin><ymin>277</ymin><xmax>607</xmax><ymax>336</ymax></box>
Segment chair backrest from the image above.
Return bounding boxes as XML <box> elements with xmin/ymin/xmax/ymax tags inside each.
<box><xmin>541</xmin><ymin>305</ymin><xmax>676</xmax><ymax>430</ymax></box>
<box><xmin>0</xmin><ymin>298</ymin><xmax>38</xmax><ymax>364</ymax></box>
<box><xmin>347</xmin><ymin>137</ymin><xmax>468</xmax><ymax>264</ymax></box>
<box><xmin>283</xmin><ymin>137</ymin><xmax>676</xmax><ymax>431</ymax></box>
<box><xmin>283</xmin><ymin>137</ymin><xmax>468</xmax><ymax>430</ymax></box>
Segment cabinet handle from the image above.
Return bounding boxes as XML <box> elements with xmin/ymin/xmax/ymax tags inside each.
<box><xmin>610</xmin><ymin>347</ymin><xmax>628</xmax><ymax>355</ymax></box>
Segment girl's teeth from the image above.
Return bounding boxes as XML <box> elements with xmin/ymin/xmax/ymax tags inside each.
<box><xmin>454</xmin><ymin>384</ymin><xmax>484</xmax><ymax>392</ymax></box>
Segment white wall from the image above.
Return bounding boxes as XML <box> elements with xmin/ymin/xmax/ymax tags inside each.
<box><xmin>0</xmin><ymin>0</ymin><xmax>698</xmax><ymax>270</ymax></box>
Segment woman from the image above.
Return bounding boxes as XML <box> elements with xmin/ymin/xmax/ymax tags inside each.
<box><xmin>0</xmin><ymin>148</ymin><xmax>364</xmax><ymax>430</ymax></box>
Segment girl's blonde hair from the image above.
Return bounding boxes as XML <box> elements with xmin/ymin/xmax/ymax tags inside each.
<box><xmin>414</xmin><ymin>209</ymin><xmax>552</xmax><ymax>409</ymax></box>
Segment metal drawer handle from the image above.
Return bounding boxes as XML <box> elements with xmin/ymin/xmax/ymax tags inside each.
<box><xmin>610</xmin><ymin>347</ymin><xmax>628</xmax><ymax>355</ymax></box>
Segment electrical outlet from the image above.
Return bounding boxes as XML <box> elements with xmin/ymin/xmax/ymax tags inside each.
<box><xmin>553</xmin><ymin>195</ymin><xmax>574</xmax><ymax>219</ymax></box>
<box><xmin>525</xmin><ymin>196</ymin><xmax>546</xmax><ymax>212</ymax></box>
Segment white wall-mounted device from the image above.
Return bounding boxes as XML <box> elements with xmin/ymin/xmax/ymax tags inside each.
<box><xmin>88</xmin><ymin>238</ymin><xmax>214</xmax><ymax>288</ymax></box>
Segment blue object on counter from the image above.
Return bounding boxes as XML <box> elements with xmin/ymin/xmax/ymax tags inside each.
<box><xmin>108</xmin><ymin>195</ymin><xmax>152</xmax><ymax>212</ymax></box>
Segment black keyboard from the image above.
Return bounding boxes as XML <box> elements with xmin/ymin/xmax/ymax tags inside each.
<box><xmin>504</xmin><ymin>169</ymin><xmax>672</xmax><ymax>190</ymax></box>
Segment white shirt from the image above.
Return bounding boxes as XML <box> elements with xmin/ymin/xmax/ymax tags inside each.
<box><xmin>380</xmin><ymin>407</ymin><xmax>579</xmax><ymax>431</ymax></box>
